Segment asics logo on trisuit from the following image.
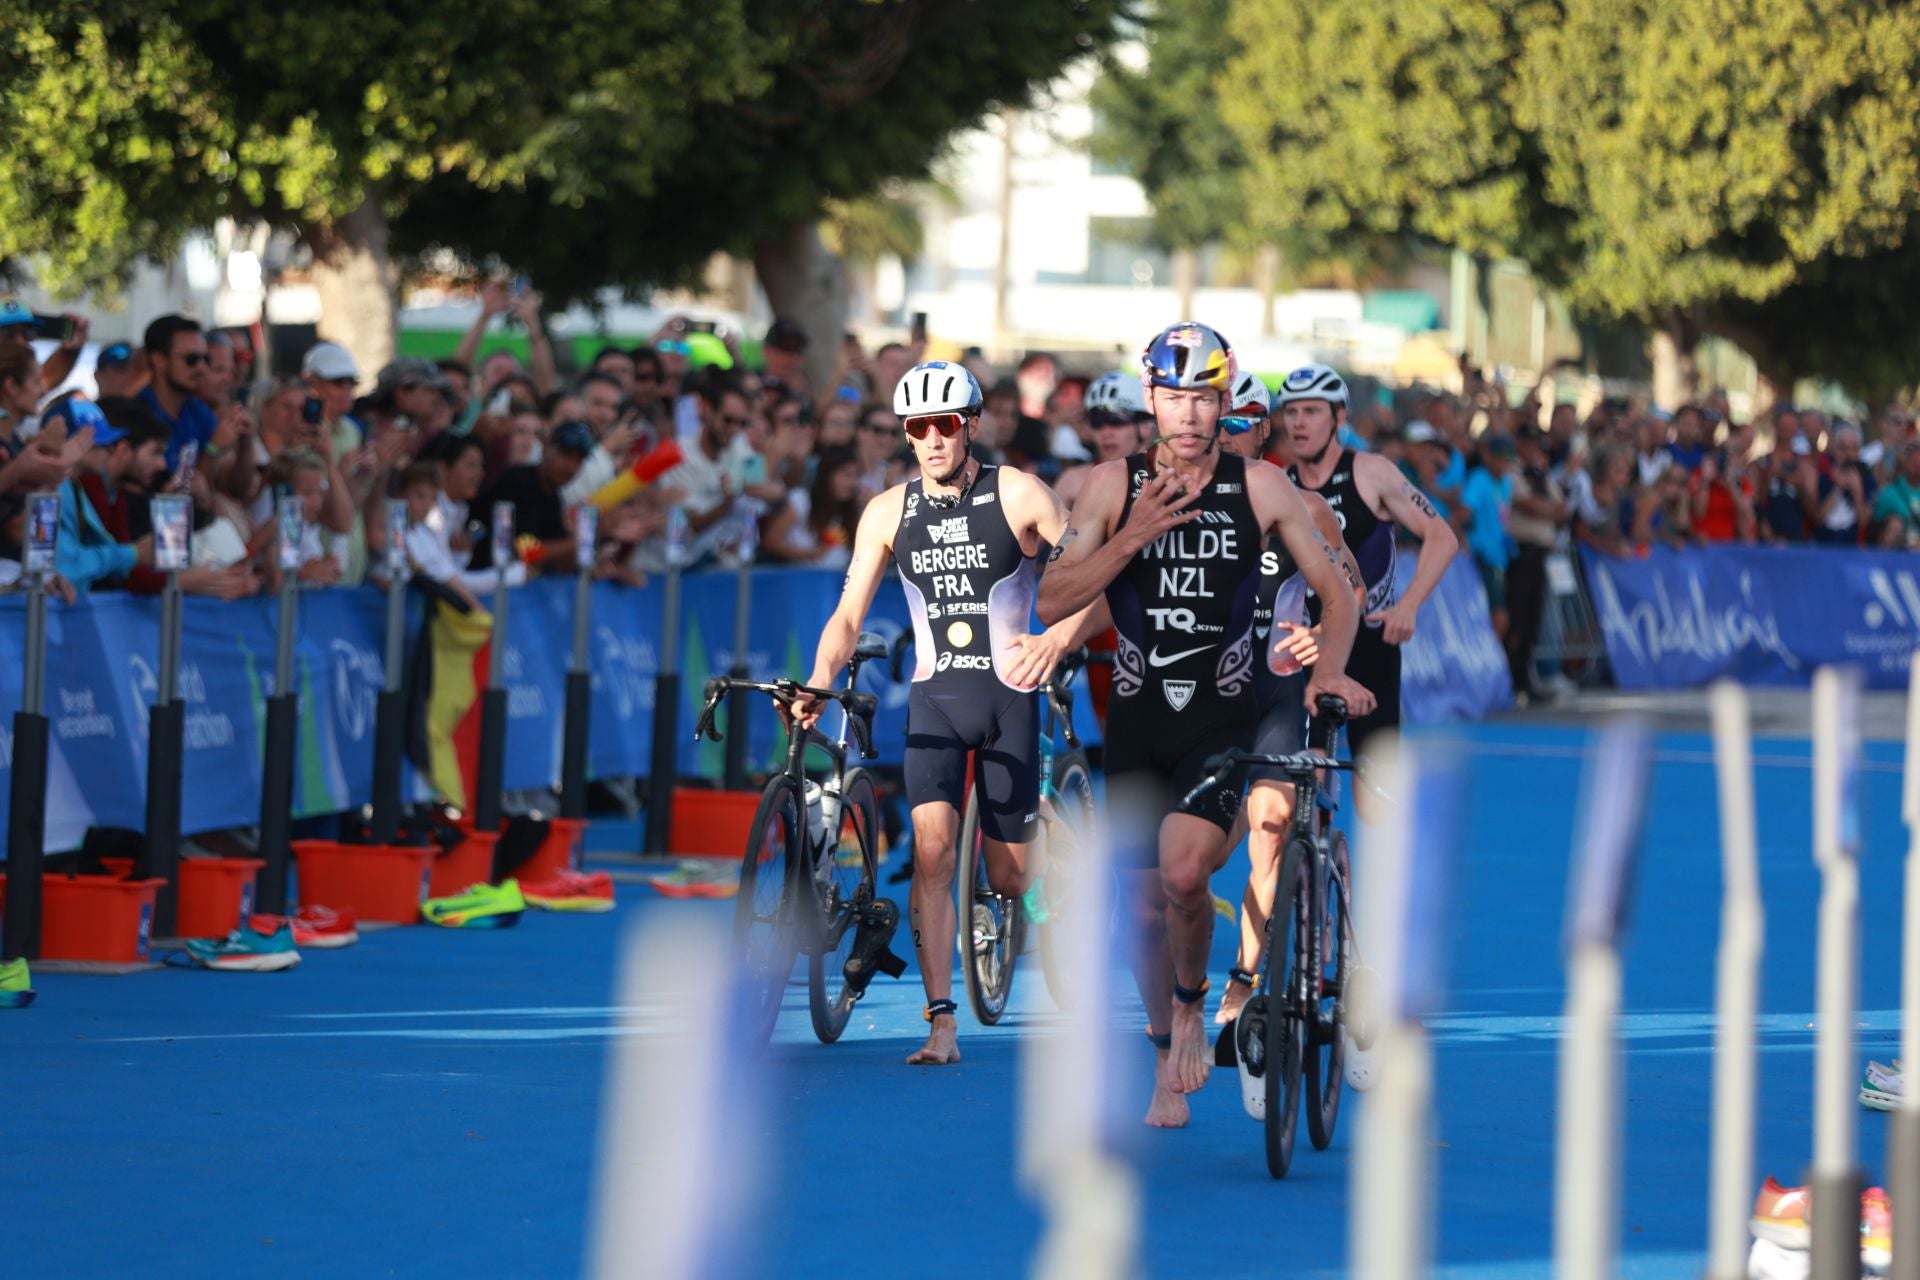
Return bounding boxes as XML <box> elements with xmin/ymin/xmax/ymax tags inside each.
<box><xmin>1149</xmin><ymin>643</ymin><xmax>1216</xmax><ymax>667</ymax></box>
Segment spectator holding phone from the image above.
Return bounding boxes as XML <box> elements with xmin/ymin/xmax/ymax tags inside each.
<box><xmin>1814</xmin><ymin>423</ymin><xmax>1875</xmax><ymax>546</ymax></box>
<box><xmin>0</xmin><ymin>298</ymin><xmax>88</xmax><ymax>395</ymax></box>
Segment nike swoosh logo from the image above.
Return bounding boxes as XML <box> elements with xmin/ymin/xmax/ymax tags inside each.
<box><xmin>1148</xmin><ymin>644</ymin><xmax>1216</xmax><ymax>667</ymax></box>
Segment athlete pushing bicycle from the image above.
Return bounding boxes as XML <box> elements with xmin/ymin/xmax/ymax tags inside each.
<box><xmin>791</xmin><ymin>360</ymin><xmax>1094</xmax><ymax>1066</ymax></box>
<box><xmin>1037</xmin><ymin>321</ymin><xmax>1373</xmax><ymax>1128</ymax></box>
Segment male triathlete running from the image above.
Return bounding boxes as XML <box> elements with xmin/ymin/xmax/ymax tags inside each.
<box><xmin>1056</xmin><ymin>371</ymin><xmax>1153</xmax><ymax>508</ymax></box>
<box><xmin>1281</xmin><ymin>364</ymin><xmax>1457</xmax><ymax>785</ymax></box>
<box><xmin>1212</xmin><ymin>371</ymin><xmax>1366</xmax><ymax>1037</ymax></box>
<box><xmin>1057</xmin><ymin>371</ymin><xmax>1155</xmax><ymax>728</ymax></box>
<box><xmin>1037</xmin><ymin>323</ymin><xmax>1373</xmax><ymax>1127</ymax></box>
<box><xmin>795</xmin><ymin>360</ymin><xmax>1089</xmax><ymax>1066</ymax></box>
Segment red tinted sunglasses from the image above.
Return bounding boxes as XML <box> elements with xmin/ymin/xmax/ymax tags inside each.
<box><xmin>903</xmin><ymin>412</ymin><xmax>970</xmax><ymax>440</ymax></box>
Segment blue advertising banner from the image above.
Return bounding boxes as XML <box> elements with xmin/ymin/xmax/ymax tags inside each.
<box><xmin>0</xmin><ymin>554</ymin><xmax>1513</xmax><ymax>852</ymax></box>
<box><xmin>1395</xmin><ymin>553</ymin><xmax>1514</xmax><ymax>723</ymax></box>
<box><xmin>1579</xmin><ymin>544</ymin><xmax>1920</xmax><ymax>690</ymax></box>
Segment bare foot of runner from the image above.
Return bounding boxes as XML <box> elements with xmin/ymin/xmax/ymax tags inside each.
<box><xmin>906</xmin><ymin>1016</ymin><xmax>961</xmax><ymax>1065</ymax></box>
<box><xmin>1216</xmin><ymin>974</ymin><xmax>1253</xmax><ymax>1025</ymax></box>
<box><xmin>1168</xmin><ymin>999</ymin><xmax>1211</xmax><ymax>1094</ymax></box>
<box><xmin>1144</xmin><ymin>1048</ymin><xmax>1191</xmax><ymax>1127</ymax></box>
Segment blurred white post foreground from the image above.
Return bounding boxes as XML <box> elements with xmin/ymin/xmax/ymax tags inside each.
<box><xmin>1020</xmin><ymin>818</ymin><xmax>1138</xmax><ymax>1280</ymax></box>
<box><xmin>1555</xmin><ymin>719</ymin><xmax>1653</xmax><ymax>1280</ymax></box>
<box><xmin>1896</xmin><ymin>653</ymin><xmax>1920</xmax><ymax>1280</ymax></box>
<box><xmin>1707</xmin><ymin>683</ymin><xmax>1765</xmax><ymax>1280</ymax></box>
<box><xmin>1810</xmin><ymin>666</ymin><xmax>1865</xmax><ymax>1280</ymax></box>
<box><xmin>590</xmin><ymin>916</ymin><xmax>754</xmax><ymax>1280</ymax></box>
<box><xmin>1349</xmin><ymin>735</ymin><xmax>1426</xmax><ymax>1280</ymax></box>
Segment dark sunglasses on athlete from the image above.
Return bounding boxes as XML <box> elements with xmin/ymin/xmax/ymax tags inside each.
<box><xmin>903</xmin><ymin>412</ymin><xmax>971</xmax><ymax>440</ymax></box>
<box><xmin>1219</xmin><ymin>414</ymin><xmax>1263</xmax><ymax>436</ymax></box>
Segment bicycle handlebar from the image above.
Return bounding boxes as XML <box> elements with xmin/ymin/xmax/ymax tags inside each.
<box><xmin>694</xmin><ymin>676</ymin><xmax>880</xmax><ymax>760</ymax></box>
<box><xmin>1180</xmin><ymin>747</ymin><xmax>1354</xmax><ymax>810</ymax></box>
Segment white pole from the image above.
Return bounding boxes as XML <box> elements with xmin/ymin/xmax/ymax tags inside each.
<box><xmin>1707</xmin><ymin>682</ymin><xmax>1765</xmax><ymax>1280</ymax></box>
<box><xmin>1891</xmin><ymin>653</ymin><xmax>1920</xmax><ymax>1280</ymax></box>
<box><xmin>1554</xmin><ymin>719</ymin><xmax>1652</xmax><ymax>1280</ymax></box>
<box><xmin>1021</xmin><ymin>811</ymin><xmax>1138</xmax><ymax>1280</ymax></box>
<box><xmin>1557</xmin><ymin>942</ymin><xmax>1622</xmax><ymax>1280</ymax></box>
<box><xmin>1810</xmin><ymin>666</ymin><xmax>1863</xmax><ymax>1280</ymax></box>
<box><xmin>589</xmin><ymin>916</ymin><xmax>747</xmax><ymax>1280</ymax></box>
<box><xmin>1351</xmin><ymin>735</ymin><xmax>1430</xmax><ymax>1280</ymax></box>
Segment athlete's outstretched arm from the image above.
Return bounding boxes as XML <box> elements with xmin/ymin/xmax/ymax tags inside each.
<box><xmin>1035</xmin><ymin>463</ymin><xmax>1198</xmax><ymax>625</ymax></box>
<box><xmin>1360</xmin><ymin>452</ymin><xmax>1460</xmax><ymax>645</ymax></box>
<box><xmin>1259</xmin><ymin>467</ymin><xmax>1376</xmax><ymax>718</ymax></box>
<box><xmin>795</xmin><ymin>489</ymin><xmax>900</xmax><ymax>724</ymax></box>
<box><xmin>1001</xmin><ymin>470</ymin><xmax>1107</xmax><ymax>688</ymax></box>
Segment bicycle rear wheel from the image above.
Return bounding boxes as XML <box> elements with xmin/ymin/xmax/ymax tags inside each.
<box><xmin>1037</xmin><ymin>748</ymin><xmax>1095</xmax><ymax>1009</ymax></box>
<box><xmin>809</xmin><ymin>768</ymin><xmax>880</xmax><ymax>1044</ymax></box>
<box><xmin>956</xmin><ymin>785</ymin><xmax>1022</xmax><ymax>1025</ymax></box>
<box><xmin>1264</xmin><ymin>836</ymin><xmax>1310</xmax><ymax>1180</ymax></box>
<box><xmin>734</xmin><ymin>777</ymin><xmax>804</xmax><ymax>1048</ymax></box>
<box><xmin>1304</xmin><ymin>829</ymin><xmax>1351</xmax><ymax>1150</ymax></box>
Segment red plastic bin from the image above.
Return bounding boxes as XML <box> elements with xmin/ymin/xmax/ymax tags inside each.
<box><xmin>0</xmin><ymin>873</ymin><xmax>165</xmax><ymax>963</ymax></box>
<box><xmin>96</xmin><ymin>856</ymin><xmax>266</xmax><ymax>939</ymax></box>
<box><xmin>517</xmin><ymin>816</ymin><xmax>587</xmax><ymax>883</ymax></box>
<box><xmin>667</xmin><ymin>788</ymin><xmax>760</xmax><ymax>859</ymax></box>
<box><xmin>293</xmin><ymin>841</ymin><xmax>432</xmax><ymax>924</ymax></box>
<box><xmin>430</xmin><ymin>828</ymin><xmax>499</xmax><ymax>897</ymax></box>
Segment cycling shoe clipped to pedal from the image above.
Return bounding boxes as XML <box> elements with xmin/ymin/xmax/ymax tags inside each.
<box><xmin>842</xmin><ymin>898</ymin><xmax>907</xmax><ymax>999</ymax></box>
<box><xmin>1236</xmin><ymin>996</ymin><xmax>1268</xmax><ymax>1121</ymax></box>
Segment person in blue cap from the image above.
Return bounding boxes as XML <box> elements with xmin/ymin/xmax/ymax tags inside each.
<box><xmin>0</xmin><ymin>297</ymin><xmax>88</xmax><ymax>394</ymax></box>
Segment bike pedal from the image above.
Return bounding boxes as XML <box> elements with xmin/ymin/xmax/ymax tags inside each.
<box><xmin>842</xmin><ymin>899</ymin><xmax>906</xmax><ymax>995</ymax></box>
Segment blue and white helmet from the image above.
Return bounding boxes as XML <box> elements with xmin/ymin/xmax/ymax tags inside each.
<box><xmin>1275</xmin><ymin>363</ymin><xmax>1349</xmax><ymax>409</ymax></box>
<box><xmin>893</xmin><ymin>361</ymin><xmax>983</xmax><ymax>417</ymax></box>
<box><xmin>1085</xmin><ymin>371</ymin><xmax>1148</xmax><ymax>418</ymax></box>
<box><xmin>1229</xmin><ymin>370</ymin><xmax>1273</xmax><ymax>416</ymax></box>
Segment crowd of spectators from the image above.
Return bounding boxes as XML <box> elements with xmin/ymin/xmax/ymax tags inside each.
<box><xmin>1</xmin><ymin>288</ymin><xmax>1914</xmax><ymax>708</ymax></box>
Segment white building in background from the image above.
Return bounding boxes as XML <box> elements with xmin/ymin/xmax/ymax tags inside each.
<box><xmin>892</xmin><ymin>57</ymin><xmax>1444</xmax><ymax>378</ymax></box>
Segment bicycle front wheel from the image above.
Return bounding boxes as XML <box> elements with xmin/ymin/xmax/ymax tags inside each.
<box><xmin>956</xmin><ymin>786</ymin><xmax>1022</xmax><ymax>1025</ymax></box>
<box><xmin>809</xmin><ymin>768</ymin><xmax>880</xmax><ymax>1044</ymax></box>
<box><xmin>1305</xmin><ymin>828</ymin><xmax>1351</xmax><ymax>1150</ymax></box>
<box><xmin>734</xmin><ymin>777</ymin><xmax>804</xmax><ymax>1049</ymax></box>
<box><xmin>1037</xmin><ymin>749</ymin><xmax>1095</xmax><ymax>1010</ymax></box>
<box><xmin>1264</xmin><ymin>836</ymin><xmax>1310</xmax><ymax>1180</ymax></box>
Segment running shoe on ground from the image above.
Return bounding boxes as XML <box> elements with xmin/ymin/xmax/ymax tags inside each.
<box><xmin>521</xmin><ymin>870</ymin><xmax>615</xmax><ymax>913</ymax></box>
<box><xmin>185</xmin><ymin>919</ymin><xmax>301</xmax><ymax>972</ymax></box>
<box><xmin>251</xmin><ymin>906</ymin><xmax>359</xmax><ymax>949</ymax></box>
<box><xmin>421</xmin><ymin>880</ymin><xmax>525</xmax><ymax>928</ymax></box>
<box><xmin>0</xmin><ymin>956</ymin><xmax>35</xmax><ymax>1008</ymax></box>
<box><xmin>1750</xmin><ymin>1176</ymin><xmax>1810</xmax><ymax>1251</ymax></box>
<box><xmin>1860</xmin><ymin>1060</ymin><xmax>1902</xmax><ymax>1111</ymax></box>
<box><xmin>1747</xmin><ymin>1237</ymin><xmax>1809</xmax><ymax>1280</ymax></box>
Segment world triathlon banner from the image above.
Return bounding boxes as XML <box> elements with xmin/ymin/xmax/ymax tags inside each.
<box><xmin>0</xmin><ymin>558</ymin><xmax>1511</xmax><ymax>850</ymax></box>
<box><xmin>1579</xmin><ymin>544</ymin><xmax>1920</xmax><ymax>690</ymax></box>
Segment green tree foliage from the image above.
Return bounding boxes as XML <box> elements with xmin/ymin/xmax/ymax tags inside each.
<box><xmin>1219</xmin><ymin>0</ymin><xmax>1920</xmax><ymax>394</ymax></box>
<box><xmin>399</xmin><ymin>2</ymin><xmax>1122</xmax><ymax>304</ymax></box>
<box><xmin>0</xmin><ymin>2</ymin><xmax>1120</xmax><ymax>316</ymax></box>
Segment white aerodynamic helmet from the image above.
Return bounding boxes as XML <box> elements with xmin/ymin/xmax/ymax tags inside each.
<box><xmin>1085</xmin><ymin>371</ymin><xmax>1148</xmax><ymax>418</ymax></box>
<box><xmin>1229</xmin><ymin>370</ymin><xmax>1274</xmax><ymax>416</ymax></box>
<box><xmin>893</xmin><ymin>360</ymin><xmax>983</xmax><ymax>417</ymax></box>
<box><xmin>1275</xmin><ymin>363</ymin><xmax>1349</xmax><ymax>409</ymax></box>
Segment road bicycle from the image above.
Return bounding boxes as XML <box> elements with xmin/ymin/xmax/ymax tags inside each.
<box><xmin>694</xmin><ymin>633</ymin><xmax>904</xmax><ymax>1048</ymax></box>
<box><xmin>952</xmin><ymin>648</ymin><xmax>1098</xmax><ymax>1022</ymax></box>
<box><xmin>1183</xmin><ymin>696</ymin><xmax>1360</xmax><ymax>1179</ymax></box>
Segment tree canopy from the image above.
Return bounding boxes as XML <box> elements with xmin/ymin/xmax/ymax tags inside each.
<box><xmin>0</xmin><ymin>1</ymin><xmax>1121</xmax><ymax>377</ymax></box>
<box><xmin>1206</xmin><ymin>0</ymin><xmax>1920</xmax><ymax>396</ymax></box>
